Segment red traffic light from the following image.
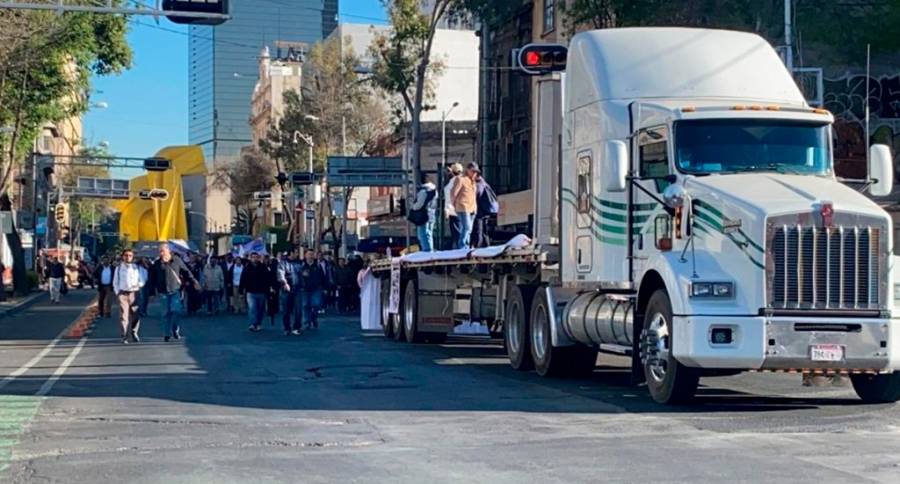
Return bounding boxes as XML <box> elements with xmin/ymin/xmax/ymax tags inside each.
<box><xmin>516</xmin><ymin>43</ymin><xmax>568</xmax><ymax>75</ymax></box>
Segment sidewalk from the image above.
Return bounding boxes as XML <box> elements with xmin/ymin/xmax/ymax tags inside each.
<box><xmin>0</xmin><ymin>291</ymin><xmax>45</xmax><ymax>318</ymax></box>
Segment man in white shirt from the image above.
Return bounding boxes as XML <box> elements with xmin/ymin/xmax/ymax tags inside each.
<box><xmin>230</xmin><ymin>257</ymin><xmax>246</xmax><ymax>313</ymax></box>
<box><xmin>113</xmin><ymin>249</ymin><xmax>147</xmax><ymax>344</ymax></box>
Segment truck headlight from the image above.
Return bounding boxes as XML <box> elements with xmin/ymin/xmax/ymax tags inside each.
<box><xmin>691</xmin><ymin>281</ymin><xmax>734</xmax><ymax>298</ymax></box>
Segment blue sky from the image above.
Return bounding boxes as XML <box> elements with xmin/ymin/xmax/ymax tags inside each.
<box><xmin>83</xmin><ymin>1</ymin><xmax>388</xmax><ymax>164</ymax></box>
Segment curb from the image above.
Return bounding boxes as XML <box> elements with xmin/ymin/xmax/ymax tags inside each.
<box><xmin>0</xmin><ymin>292</ymin><xmax>46</xmax><ymax>319</ymax></box>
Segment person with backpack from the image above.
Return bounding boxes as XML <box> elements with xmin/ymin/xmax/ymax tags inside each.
<box><xmin>409</xmin><ymin>175</ymin><xmax>438</xmax><ymax>252</ymax></box>
<box><xmin>470</xmin><ymin>162</ymin><xmax>499</xmax><ymax>248</ymax></box>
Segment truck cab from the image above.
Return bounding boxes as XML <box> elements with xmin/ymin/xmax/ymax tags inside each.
<box><xmin>552</xmin><ymin>27</ymin><xmax>898</xmax><ymax>403</ymax></box>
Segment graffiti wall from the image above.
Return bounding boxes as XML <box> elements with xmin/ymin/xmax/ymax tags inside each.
<box><xmin>824</xmin><ymin>74</ymin><xmax>900</xmax><ymax>179</ymax></box>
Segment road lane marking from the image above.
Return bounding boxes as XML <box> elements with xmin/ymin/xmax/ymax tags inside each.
<box><xmin>36</xmin><ymin>337</ymin><xmax>87</xmax><ymax>396</ymax></box>
<box><xmin>0</xmin><ymin>335</ymin><xmax>65</xmax><ymax>391</ymax></box>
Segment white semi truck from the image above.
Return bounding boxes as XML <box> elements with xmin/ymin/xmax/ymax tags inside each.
<box><xmin>371</xmin><ymin>28</ymin><xmax>900</xmax><ymax>404</ymax></box>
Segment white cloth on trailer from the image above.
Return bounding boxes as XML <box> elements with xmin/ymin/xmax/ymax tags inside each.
<box><xmin>358</xmin><ymin>268</ymin><xmax>381</xmax><ymax>331</ymax></box>
<box><xmin>396</xmin><ymin>234</ymin><xmax>533</xmax><ymax>265</ymax></box>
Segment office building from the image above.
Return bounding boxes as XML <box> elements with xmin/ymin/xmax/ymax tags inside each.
<box><xmin>186</xmin><ymin>0</ymin><xmax>338</xmax><ymax>247</ymax></box>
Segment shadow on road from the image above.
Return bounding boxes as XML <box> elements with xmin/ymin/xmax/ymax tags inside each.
<box><xmin>0</xmin><ymin>304</ymin><xmax>873</xmax><ymax>415</ymax></box>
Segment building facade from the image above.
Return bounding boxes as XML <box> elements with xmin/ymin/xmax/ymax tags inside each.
<box><xmin>186</xmin><ymin>0</ymin><xmax>338</xmax><ymax>248</ymax></box>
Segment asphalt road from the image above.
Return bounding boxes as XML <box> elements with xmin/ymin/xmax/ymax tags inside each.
<box><xmin>1</xmin><ymin>290</ymin><xmax>898</xmax><ymax>483</ymax></box>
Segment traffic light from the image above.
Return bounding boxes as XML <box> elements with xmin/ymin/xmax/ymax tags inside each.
<box><xmin>54</xmin><ymin>203</ymin><xmax>68</xmax><ymax>224</ymax></box>
<box><xmin>515</xmin><ymin>43</ymin><xmax>567</xmax><ymax>75</ymax></box>
<box><xmin>143</xmin><ymin>157</ymin><xmax>171</xmax><ymax>172</ymax></box>
<box><xmin>139</xmin><ymin>189</ymin><xmax>169</xmax><ymax>201</ymax></box>
<box><xmin>162</xmin><ymin>0</ymin><xmax>229</xmax><ymax>25</ymax></box>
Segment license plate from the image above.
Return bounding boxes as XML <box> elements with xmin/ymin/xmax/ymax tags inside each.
<box><xmin>810</xmin><ymin>344</ymin><xmax>844</xmax><ymax>362</ymax></box>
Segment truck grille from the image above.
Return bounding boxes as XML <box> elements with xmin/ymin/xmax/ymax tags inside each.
<box><xmin>769</xmin><ymin>225</ymin><xmax>882</xmax><ymax>310</ymax></box>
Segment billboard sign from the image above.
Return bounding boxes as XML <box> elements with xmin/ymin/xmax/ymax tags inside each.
<box><xmin>327</xmin><ymin>156</ymin><xmax>406</xmax><ymax>187</ymax></box>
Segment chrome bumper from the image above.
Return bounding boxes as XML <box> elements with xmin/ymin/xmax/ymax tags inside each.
<box><xmin>762</xmin><ymin>318</ymin><xmax>892</xmax><ymax>371</ymax></box>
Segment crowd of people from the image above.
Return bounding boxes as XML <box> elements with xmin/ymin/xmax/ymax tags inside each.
<box><xmin>43</xmin><ymin>244</ymin><xmax>367</xmax><ymax>344</ymax></box>
<box><xmin>409</xmin><ymin>161</ymin><xmax>499</xmax><ymax>251</ymax></box>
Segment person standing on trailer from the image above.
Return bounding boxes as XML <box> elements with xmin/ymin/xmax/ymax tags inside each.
<box><xmin>409</xmin><ymin>175</ymin><xmax>438</xmax><ymax>252</ymax></box>
<box><xmin>471</xmin><ymin>162</ymin><xmax>499</xmax><ymax>248</ymax></box>
<box><xmin>113</xmin><ymin>248</ymin><xmax>146</xmax><ymax>344</ymax></box>
<box><xmin>443</xmin><ymin>163</ymin><xmax>463</xmax><ymax>250</ymax></box>
<box><xmin>451</xmin><ymin>162</ymin><xmax>477</xmax><ymax>249</ymax></box>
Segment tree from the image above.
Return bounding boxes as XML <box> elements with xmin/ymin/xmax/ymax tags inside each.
<box><xmin>261</xmin><ymin>34</ymin><xmax>390</xmax><ymax>250</ymax></box>
<box><xmin>211</xmin><ymin>147</ymin><xmax>274</xmax><ymax>236</ymax></box>
<box><xmin>369</xmin><ymin>0</ymin><xmax>457</xmax><ymax>185</ymax></box>
<box><xmin>0</xmin><ymin>8</ymin><xmax>130</xmax><ymax>295</ymax></box>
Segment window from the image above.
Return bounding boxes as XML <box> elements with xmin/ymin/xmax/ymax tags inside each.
<box><xmin>543</xmin><ymin>0</ymin><xmax>555</xmax><ymax>34</ymax></box>
<box><xmin>576</xmin><ymin>152</ymin><xmax>592</xmax><ymax>215</ymax></box>
<box><xmin>639</xmin><ymin>126</ymin><xmax>670</xmax><ymax>192</ymax></box>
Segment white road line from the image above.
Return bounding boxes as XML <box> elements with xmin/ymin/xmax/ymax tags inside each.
<box><xmin>0</xmin><ymin>335</ymin><xmax>65</xmax><ymax>391</ymax></box>
<box><xmin>35</xmin><ymin>337</ymin><xmax>87</xmax><ymax>397</ymax></box>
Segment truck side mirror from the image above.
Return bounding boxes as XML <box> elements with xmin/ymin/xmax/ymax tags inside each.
<box><xmin>869</xmin><ymin>144</ymin><xmax>894</xmax><ymax>197</ymax></box>
<box><xmin>605</xmin><ymin>140</ymin><xmax>628</xmax><ymax>192</ymax></box>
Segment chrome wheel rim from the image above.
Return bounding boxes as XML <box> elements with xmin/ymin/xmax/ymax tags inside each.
<box><xmin>403</xmin><ymin>285</ymin><xmax>415</xmax><ymax>336</ymax></box>
<box><xmin>381</xmin><ymin>291</ymin><xmax>391</xmax><ymax>329</ymax></box>
<box><xmin>646</xmin><ymin>312</ymin><xmax>670</xmax><ymax>383</ymax></box>
<box><xmin>532</xmin><ymin>304</ymin><xmax>547</xmax><ymax>362</ymax></box>
<box><xmin>507</xmin><ymin>300</ymin><xmax>521</xmax><ymax>355</ymax></box>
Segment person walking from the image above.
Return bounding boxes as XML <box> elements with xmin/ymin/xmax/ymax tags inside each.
<box><xmin>450</xmin><ymin>161</ymin><xmax>477</xmax><ymax>249</ymax></box>
<box><xmin>334</xmin><ymin>258</ymin><xmax>356</xmax><ymax>313</ymax></box>
<box><xmin>266</xmin><ymin>256</ymin><xmax>280</xmax><ymax>326</ymax></box>
<box><xmin>203</xmin><ymin>256</ymin><xmax>225</xmax><ymax>314</ymax></box>
<box><xmin>240</xmin><ymin>252</ymin><xmax>271</xmax><ymax>332</ymax></box>
<box><xmin>276</xmin><ymin>252</ymin><xmax>303</xmax><ymax>335</ymax></box>
<box><xmin>409</xmin><ymin>175</ymin><xmax>438</xmax><ymax>252</ymax></box>
<box><xmin>148</xmin><ymin>244</ymin><xmax>200</xmax><ymax>342</ymax></box>
<box><xmin>137</xmin><ymin>257</ymin><xmax>152</xmax><ymax>317</ymax></box>
<box><xmin>223</xmin><ymin>254</ymin><xmax>235</xmax><ymax>312</ymax></box>
<box><xmin>470</xmin><ymin>163</ymin><xmax>498</xmax><ymax>248</ymax></box>
<box><xmin>45</xmin><ymin>256</ymin><xmax>66</xmax><ymax>304</ymax></box>
<box><xmin>443</xmin><ymin>163</ymin><xmax>463</xmax><ymax>250</ymax></box>
<box><xmin>229</xmin><ymin>257</ymin><xmax>246</xmax><ymax>314</ymax></box>
<box><xmin>299</xmin><ymin>249</ymin><xmax>327</xmax><ymax>329</ymax></box>
<box><xmin>113</xmin><ymin>248</ymin><xmax>146</xmax><ymax>344</ymax></box>
<box><xmin>93</xmin><ymin>256</ymin><xmax>115</xmax><ymax>317</ymax></box>
<box><xmin>317</xmin><ymin>252</ymin><xmax>335</xmax><ymax>313</ymax></box>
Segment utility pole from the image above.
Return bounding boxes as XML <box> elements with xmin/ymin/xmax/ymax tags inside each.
<box><xmin>783</xmin><ymin>0</ymin><xmax>793</xmax><ymax>72</ymax></box>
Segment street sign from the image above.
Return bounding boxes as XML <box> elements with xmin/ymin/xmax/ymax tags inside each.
<box><xmin>16</xmin><ymin>211</ymin><xmax>33</xmax><ymax>230</ymax></box>
<box><xmin>253</xmin><ymin>191</ymin><xmax>273</xmax><ymax>201</ymax></box>
<box><xmin>305</xmin><ymin>209</ymin><xmax>315</xmax><ymax>220</ymax></box>
<box><xmin>74</xmin><ymin>177</ymin><xmax>130</xmax><ymax>199</ymax></box>
<box><xmin>291</xmin><ymin>172</ymin><xmax>317</xmax><ymax>186</ymax></box>
<box><xmin>326</xmin><ymin>156</ymin><xmax>406</xmax><ymax>186</ymax></box>
<box><xmin>36</xmin><ymin>216</ymin><xmax>47</xmax><ymax>235</ymax></box>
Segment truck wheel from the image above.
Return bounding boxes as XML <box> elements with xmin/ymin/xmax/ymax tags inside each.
<box><xmin>530</xmin><ymin>288</ymin><xmax>597</xmax><ymax>377</ymax></box>
<box><xmin>850</xmin><ymin>373</ymin><xmax>900</xmax><ymax>403</ymax></box>
<box><xmin>381</xmin><ymin>281</ymin><xmax>394</xmax><ymax>338</ymax></box>
<box><xmin>641</xmin><ymin>289</ymin><xmax>699</xmax><ymax>404</ymax></box>
<box><xmin>402</xmin><ymin>278</ymin><xmax>424</xmax><ymax>343</ymax></box>
<box><xmin>504</xmin><ymin>284</ymin><xmax>535</xmax><ymax>371</ymax></box>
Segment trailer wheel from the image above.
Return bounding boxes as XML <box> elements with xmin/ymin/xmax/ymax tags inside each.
<box><xmin>641</xmin><ymin>289</ymin><xmax>699</xmax><ymax>404</ymax></box>
<box><xmin>504</xmin><ymin>284</ymin><xmax>535</xmax><ymax>371</ymax></box>
<box><xmin>850</xmin><ymin>373</ymin><xmax>900</xmax><ymax>403</ymax></box>
<box><xmin>530</xmin><ymin>288</ymin><xmax>597</xmax><ymax>377</ymax></box>
<box><xmin>381</xmin><ymin>279</ymin><xmax>394</xmax><ymax>339</ymax></box>
<box><xmin>402</xmin><ymin>278</ymin><xmax>424</xmax><ymax>343</ymax></box>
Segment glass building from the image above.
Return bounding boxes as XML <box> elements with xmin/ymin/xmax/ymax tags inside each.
<box><xmin>189</xmin><ymin>0</ymin><xmax>338</xmax><ymax>164</ymax></box>
<box><xmin>186</xmin><ymin>0</ymin><xmax>338</xmax><ymax>245</ymax></box>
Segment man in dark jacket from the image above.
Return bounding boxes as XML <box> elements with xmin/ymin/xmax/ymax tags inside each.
<box><xmin>299</xmin><ymin>249</ymin><xmax>327</xmax><ymax>329</ymax></box>
<box><xmin>93</xmin><ymin>256</ymin><xmax>115</xmax><ymax>317</ymax></box>
<box><xmin>46</xmin><ymin>256</ymin><xmax>66</xmax><ymax>304</ymax></box>
<box><xmin>148</xmin><ymin>244</ymin><xmax>200</xmax><ymax>342</ymax></box>
<box><xmin>239</xmin><ymin>252</ymin><xmax>271</xmax><ymax>332</ymax></box>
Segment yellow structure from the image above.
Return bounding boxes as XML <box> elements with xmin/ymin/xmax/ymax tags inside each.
<box><xmin>117</xmin><ymin>146</ymin><xmax>207</xmax><ymax>241</ymax></box>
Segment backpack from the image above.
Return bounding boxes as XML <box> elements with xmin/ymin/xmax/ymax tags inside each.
<box><xmin>477</xmin><ymin>181</ymin><xmax>500</xmax><ymax>216</ymax></box>
<box><xmin>407</xmin><ymin>188</ymin><xmax>436</xmax><ymax>226</ymax></box>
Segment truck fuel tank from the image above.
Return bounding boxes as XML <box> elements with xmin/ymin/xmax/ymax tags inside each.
<box><xmin>563</xmin><ymin>292</ymin><xmax>634</xmax><ymax>347</ymax></box>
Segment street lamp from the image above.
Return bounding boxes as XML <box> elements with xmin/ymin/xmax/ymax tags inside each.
<box><xmin>441</xmin><ymin>101</ymin><xmax>459</xmax><ymax>168</ymax></box>
<box><xmin>292</xmin><ymin>130</ymin><xmax>314</xmax><ymax>173</ymax></box>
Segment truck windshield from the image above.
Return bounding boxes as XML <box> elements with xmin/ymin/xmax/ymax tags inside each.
<box><xmin>674</xmin><ymin>119</ymin><xmax>830</xmax><ymax>175</ymax></box>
